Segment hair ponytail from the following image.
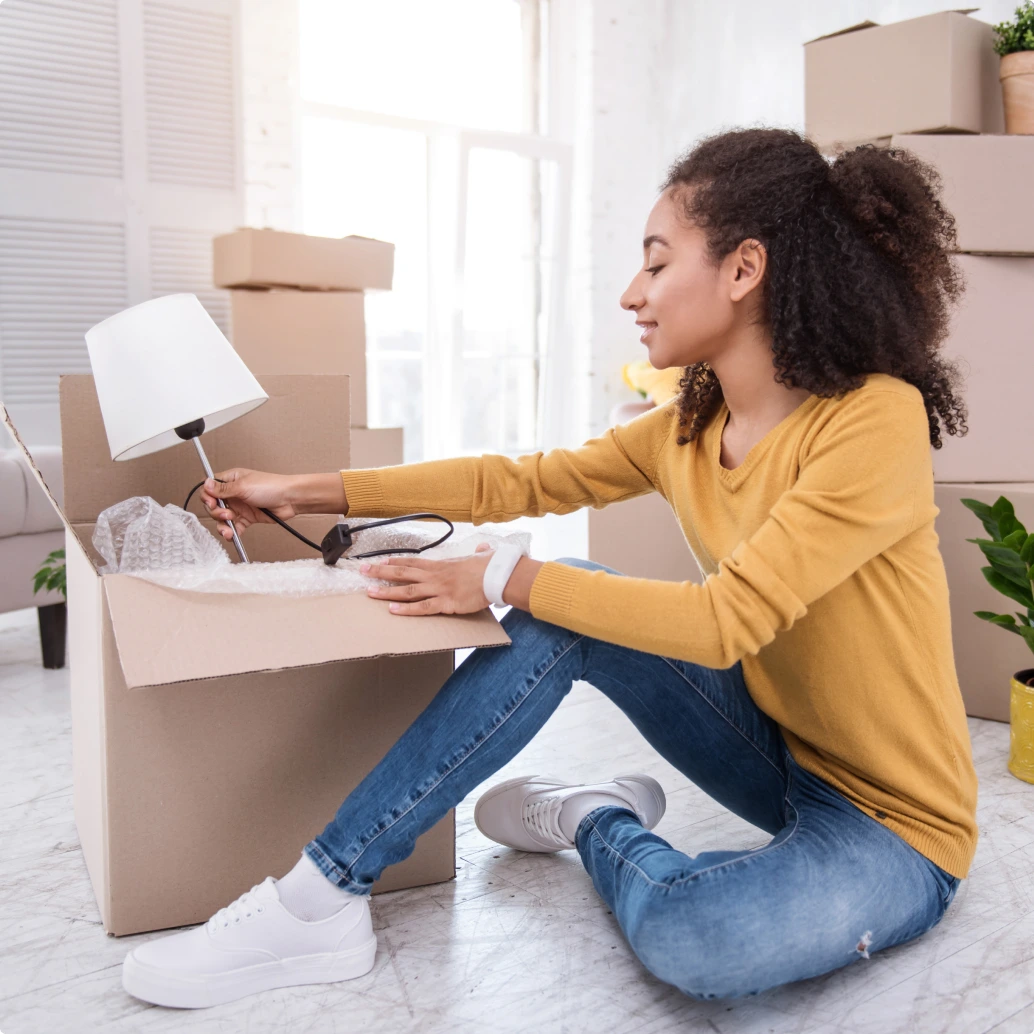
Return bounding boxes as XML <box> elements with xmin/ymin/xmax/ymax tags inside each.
<box><xmin>661</xmin><ymin>128</ymin><xmax>968</xmax><ymax>450</ymax></box>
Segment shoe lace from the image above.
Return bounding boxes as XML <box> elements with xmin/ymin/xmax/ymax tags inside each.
<box><xmin>206</xmin><ymin>879</ymin><xmax>270</xmax><ymax>933</ymax></box>
<box><xmin>523</xmin><ymin>795</ymin><xmax>568</xmax><ymax>845</ymax></box>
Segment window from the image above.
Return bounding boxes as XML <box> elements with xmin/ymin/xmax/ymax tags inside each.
<box><xmin>298</xmin><ymin>0</ymin><xmax>567</xmax><ymax>464</ymax></box>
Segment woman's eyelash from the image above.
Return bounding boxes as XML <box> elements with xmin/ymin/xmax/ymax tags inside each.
<box><xmin>646</xmin><ymin>265</ymin><xmax>664</xmax><ymax>275</ymax></box>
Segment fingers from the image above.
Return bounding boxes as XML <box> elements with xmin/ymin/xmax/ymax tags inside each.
<box><xmin>359</xmin><ymin>561</ymin><xmax>430</xmax><ymax>581</ymax></box>
<box><xmin>380</xmin><ymin>597</ymin><xmax>441</xmax><ymax>616</ymax></box>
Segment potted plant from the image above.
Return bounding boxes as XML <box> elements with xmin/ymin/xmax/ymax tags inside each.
<box><xmin>993</xmin><ymin>0</ymin><xmax>1034</xmax><ymax>134</ymax></box>
<box><xmin>32</xmin><ymin>547</ymin><xmax>67</xmax><ymax>669</ymax></box>
<box><xmin>961</xmin><ymin>494</ymin><xmax>1034</xmax><ymax>783</ymax></box>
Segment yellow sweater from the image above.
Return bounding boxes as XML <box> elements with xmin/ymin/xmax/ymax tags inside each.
<box><xmin>340</xmin><ymin>371</ymin><xmax>979</xmax><ymax>879</ymax></box>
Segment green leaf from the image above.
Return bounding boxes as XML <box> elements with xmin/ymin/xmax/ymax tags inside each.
<box><xmin>1004</xmin><ymin>528</ymin><xmax>1028</xmax><ymax>551</ymax></box>
<box><xmin>983</xmin><ymin>565</ymin><xmax>1034</xmax><ymax>609</ymax></box>
<box><xmin>1018</xmin><ymin>611</ymin><xmax>1033</xmax><ymax>627</ymax></box>
<box><xmin>960</xmin><ymin>498</ymin><xmax>1000</xmax><ymax>539</ymax></box>
<box><xmin>1021</xmin><ymin>534</ymin><xmax>1034</xmax><ymax>566</ymax></box>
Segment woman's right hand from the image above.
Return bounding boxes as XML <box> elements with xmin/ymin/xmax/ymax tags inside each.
<box><xmin>199</xmin><ymin>468</ymin><xmax>299</xmax><ymax>541</ymax></box>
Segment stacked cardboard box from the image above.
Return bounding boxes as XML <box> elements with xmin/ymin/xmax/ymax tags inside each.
<box><xmin>214</xmin><ymin>227</ymin><xmax>404</xmax><ymax>469</ymax></box>
<box><xmin>806</xmin><ymin>11</ymin><xmax>1034</xmax><ymax>722</ymax></box>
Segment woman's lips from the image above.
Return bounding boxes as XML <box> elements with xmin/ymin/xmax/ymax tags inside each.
<box><xmin>640</xmin><ymin>323</ymin><xmax>657</xmax><ymax>343</ymax></box>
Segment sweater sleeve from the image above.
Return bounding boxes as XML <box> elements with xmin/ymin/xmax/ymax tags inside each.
<box><xmin>339</xmin><ymin>400</ymin><xmax>676</xmax><ymax>523</ymax></box>
<box><xmin>529</xmin><ymin>390</ymin><xmax>929</xmax><ymax>667</ymax></box>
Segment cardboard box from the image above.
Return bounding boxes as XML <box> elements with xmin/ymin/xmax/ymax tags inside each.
<box><xmin>351</xmin><ymin>426</ymin><xmax>404</xmax><ymax>469</ymax></box>
<box><xmin>805</xmin><ymin>11</ymin><xmax>1004</xmax><ymax>152</ymax></box>
<box><xmin>890</xmin><ymin>134</ymin><xmax>1034</xmax><ymax>255</ymax></box>
<box><xmin>214</xmin><ymin>228</ymin><xmax>394</xmax><ymax>292</ymax></box>
<box><xmin>934</xmin><ymin>482</ymin><xmax>1034</xmax><ymax>722</ymax></box>
<box><xmin>588</xmin><ymin>492</ymin><xmax>703</xmax><ymax>584</ymax></box>
<box><xmin>932</xmin><ymin>254</ymin><xmax>1034</xmax><ymax>482</ymax></box>
<box><xmin>230</xmin><ymin>289</ymin><xmax>368</xmax><ymax>425</ymax></box>
<box><xmin>0</xmin><ymin>374</ymin><xmax>509</xmax><ymax>936</ymax></box>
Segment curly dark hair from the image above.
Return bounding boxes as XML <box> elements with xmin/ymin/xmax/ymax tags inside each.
<box><xmin>659</xmin><ymin>127</ymin><xmax>968</xmax><ymax>449</ymax></box>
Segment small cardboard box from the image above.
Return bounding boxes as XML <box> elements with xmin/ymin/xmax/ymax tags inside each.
<box><xmin>214</xmin><ymin>228</ymin><xmax>394</xmax><ymax>292</ymax></box>
<box><xmin>805</xmin><ymin>10</ymin><xmax>1004</xmax><ymax>152</ymax></box>
<box><xmin>588</xmin><ymin>492</ymin><xmax>703</xmax><ymax>584</ymax></box>
<box><xmin>890</xmin><ymin>134</ymin><xmax>1034</xmax><ymax>255</ymax></box>
<box><xmin>934</xmin><ymin>482</ymin><xmax>1034</xmax><ymax>722</ymax></box>
<box><xmin>351</xmin><ymin>427</ymin><xmax>404</xmax><ymax>468</ymax></box>
<box><xmin>932</xmin><ymin>254</ymin><xmax>1034</xmax><ymax>482</ymax></box>
<box><xmin>229</xmin><ymin>289</ymin><xmax>368</xmax><ymax>425</ymax></box>
<box><xmin>0</xmin><ymin>374</ymin><xmax>509</xmax><ymax>936</ymax></box>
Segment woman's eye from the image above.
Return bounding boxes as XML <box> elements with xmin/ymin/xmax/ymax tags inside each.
<box><xmin>646</xmin><ymin>266</ymin><xmax>664</xmax><ymax>275</ymax></box>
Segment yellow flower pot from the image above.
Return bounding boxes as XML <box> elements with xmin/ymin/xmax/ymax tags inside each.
<box><xmin>1008</xmin><ymin>668</ymin><xmax>1034</xmax><ymax>784</ymax></box>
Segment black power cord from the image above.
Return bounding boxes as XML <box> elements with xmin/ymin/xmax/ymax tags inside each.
<box><xmin>183</xmin><ymin>479</ymin><xmax>454</xmax><ymax>565</ymax></box>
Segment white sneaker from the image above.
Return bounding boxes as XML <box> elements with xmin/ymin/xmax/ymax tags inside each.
<box><xmin>474</xmin><ymin>773</ymin><xmax>666</xmax><ymax>852</ymax></box>
<box><xmin>122</xmin><ymin>876</ymin><xmax>376</xmax><ymax>1009</ymax></box>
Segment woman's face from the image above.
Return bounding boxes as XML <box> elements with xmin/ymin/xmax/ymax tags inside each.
<box><xmin>620</xmin><ymin>188</ymin><xmax>754</xmax><ymax>370</ymax></box>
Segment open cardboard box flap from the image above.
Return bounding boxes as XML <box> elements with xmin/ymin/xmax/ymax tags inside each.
<box><xmin>103</xmin><ymin>574</ymin><xmax>509</xmax><ymax>689</ymax></box>
<box><xmin>2</xmin><ymin>372</ymin><xmax>510</xmax><ymax>691</ymax></box>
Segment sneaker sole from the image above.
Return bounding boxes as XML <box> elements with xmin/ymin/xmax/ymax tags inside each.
<box><xmin>121</xmin><ymin>934</ymin><xmax>378</xmax><ymax>1009</ymax></box>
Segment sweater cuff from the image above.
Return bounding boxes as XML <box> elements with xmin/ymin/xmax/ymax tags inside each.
<box><xmin>528</xmin><ymin>560</ymin><xmax>580</xmax><ymax>623</ymax></box>
<box><xmin>340</xmin><ymin>469</ymin><xmax>388</xmax><ymax>516</ymax></box>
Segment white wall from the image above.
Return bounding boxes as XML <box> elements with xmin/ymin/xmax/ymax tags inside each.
<box><xmin>241</xmin><ymin>0</ymin><xmax>300</xmax><ymax>231</ymax></box>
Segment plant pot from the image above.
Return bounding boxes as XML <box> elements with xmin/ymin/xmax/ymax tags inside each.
<box><xmin>999</xmin><ymin>51</ymin><xmax>1034</xmax><ymax>134</ymax></box>
<box><xmin>37</xmin><ymin>600</ymin><xmax>67</xmax><ymax>670</ymax></box>
<box><xmin>1008</xmin><ymin>667</ymin><xmax>1034</xmax><ymax>784</ymax></box>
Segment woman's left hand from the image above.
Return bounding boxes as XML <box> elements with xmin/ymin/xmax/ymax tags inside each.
<box><xmin>361</xmin><ymin>542</ymin><xmax>494</xmax><ymax>615</ymax></box>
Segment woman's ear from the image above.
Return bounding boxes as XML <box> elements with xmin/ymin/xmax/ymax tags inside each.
<box><xmin>729</xmin><ymin>238</ymin><xmax>766</xmax><ymax>303</ymax></box>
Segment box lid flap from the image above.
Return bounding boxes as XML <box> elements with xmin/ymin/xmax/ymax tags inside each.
<box><xmin>103</xmin><ymin>573</ymin><xmax>511</xmax><ymax>689</ymax></box>
<box><xmin>804</xmin><ymin>10</ymin><xmax>976</xmax><ymax>45</ymax></box>
<box><xmin>1</xmin><ymin>402</ymin><xmax>74</xmax><ymax>537</ymax></box>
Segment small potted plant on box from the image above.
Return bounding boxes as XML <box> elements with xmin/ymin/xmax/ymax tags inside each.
<box><xmin>993</xmin><ymin>0</ymin><xmax>1034</xmax><ymax>134</ymax></box>
<box><xmin>961</xmin><ymin>494</ymin><xmax>1034</xmax><ymax>783</ymax></box>
<box><xmin>32</xmin><ymin>547</ymin><xmax>67</xmax><ymax>669</ymax></box>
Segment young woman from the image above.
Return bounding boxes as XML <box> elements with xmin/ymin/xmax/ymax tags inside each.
<box><xmin>122</xmin><ymin>127</ymin><xmax>975</xmax><ymax>1009</ymax></box>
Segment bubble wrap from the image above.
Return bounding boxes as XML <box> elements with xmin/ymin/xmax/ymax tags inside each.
<box><xmin>92</xmin><ymin>496</ymin><xmax>532</xmax><ymax>598</ymax></box>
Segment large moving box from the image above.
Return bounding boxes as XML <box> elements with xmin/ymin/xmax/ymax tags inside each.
<box><xmin>935</xmin><ymin>482</ymin><xmax>1034</xmax><ymax>723</ymax></box>
<box><xmin>891</xmin><ymin>134</ymin><xmax>1034</xmax><ymax>255</ymax></box>
<box><xmin>931</xmin><ymin>254</ymin><xmax>1034</xmax><ymax>483</ymax></box>
<box><xmin>351</xmin><ymin>426</ymin><xmax>405</xmax><ymax>469</ymax></box>
<box><xmin>1</xmin><ymin>374</ymin><xmax>509</xmax><ymax>936</ymax></box>
<box><xmin>229</xmin><ymin>288</ymin><xmax>368</xmax><ymax>426</ymax></box>
<box><xmin>588</xmin><ymin>492</ymin><xmax>703</xmax><ymax>584</ymax></box>
<box><xmin>805</xmin><ymin>11</ymin><xmax>1004</xmax><ymax>152</ymax></box>
<box><xmin>214</xmin><ymin>228</ymin><xmax>394</xmax><ymax>292</ymax></box>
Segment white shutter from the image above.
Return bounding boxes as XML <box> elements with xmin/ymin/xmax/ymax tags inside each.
<box><xmin>0</xmin><ymin>0</ymin><xmax>243</xmax><ymax>447</ymax></box>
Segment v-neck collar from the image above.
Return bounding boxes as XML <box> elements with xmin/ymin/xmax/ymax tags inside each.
<box><xmin>712</xmin><ymin>393</ymin><xmax>822</xmax><ymax>489</ymax></box>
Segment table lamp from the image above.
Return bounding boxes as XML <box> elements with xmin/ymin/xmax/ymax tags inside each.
<box><xmin>84</xmin><ymin>293</ymin><xmax>269</xmax><ymax>563</ymax></box>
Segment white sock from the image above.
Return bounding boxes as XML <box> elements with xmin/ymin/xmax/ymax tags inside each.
<box><xmin>557</xmin><ymin>792</ymin><xmax>635</xmax><ymax>843</ymax></box>
<box><xmin>275</xmin><ymin>852</ymin><xmax>361</xmax><ymax>922</ymax></box>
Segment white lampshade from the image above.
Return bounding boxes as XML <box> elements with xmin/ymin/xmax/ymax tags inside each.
<box><xmin>85</xmin><ymin>293</ymin><xmax>268</xmax><ymax>461</ymax></box>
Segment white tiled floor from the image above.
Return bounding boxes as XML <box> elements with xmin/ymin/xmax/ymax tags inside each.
<box><xmin>2</xmin><ymin>604</ymin><xmax>1034</xmax><ymax>1034</ymax></box>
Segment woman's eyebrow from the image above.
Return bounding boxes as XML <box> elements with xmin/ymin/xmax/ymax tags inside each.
<box><xmin>643</xmin><ymin>234</ymin><xmax>670</xmax><ymax>249</ymax></box>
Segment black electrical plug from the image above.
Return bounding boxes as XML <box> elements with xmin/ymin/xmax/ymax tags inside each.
<box><xmin>320</xmin><ymin>523</ymin><xmax>354</xmax><ymax>566</ymax></box>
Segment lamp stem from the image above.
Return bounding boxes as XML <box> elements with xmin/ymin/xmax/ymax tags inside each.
<box><xmin>191</xmin><ymin>436</ymin><xmax>250</xmax><ymax>563</ymax></box>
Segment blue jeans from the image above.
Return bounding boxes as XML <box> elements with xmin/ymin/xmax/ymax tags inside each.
<box><xmin>305</xmin><ymin>557</ymin><xmax>961</xmax><ymax>1000</ymax></box>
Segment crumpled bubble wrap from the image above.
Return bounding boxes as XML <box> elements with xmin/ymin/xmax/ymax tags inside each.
<box><xmin>92</xmin><ymin>495</ymin><xmax>531</xmax><ymax>598</ymax></box>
